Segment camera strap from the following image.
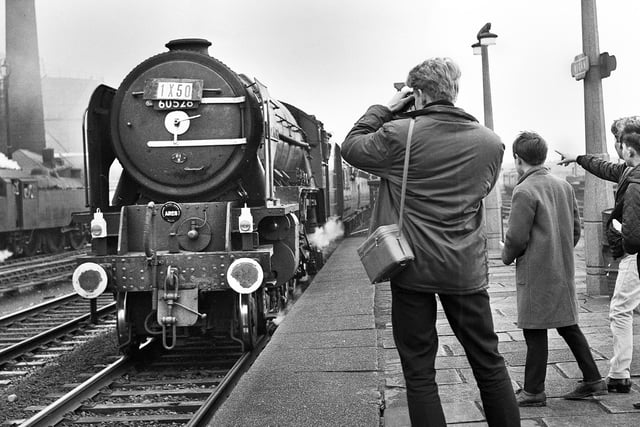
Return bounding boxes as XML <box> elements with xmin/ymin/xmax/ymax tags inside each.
<box><xmin>397</xmin><ymin>118</ymin><xmax>415</xmax><ymax>236</ymax></box>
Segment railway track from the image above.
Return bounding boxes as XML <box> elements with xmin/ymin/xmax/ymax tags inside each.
<box><xmin>0</xmin><ymin>250</ymin><xmax>86</xmax><ymax>294</ymax></box>
<box><xmin>19</xmin><ymin>336</ymin><xmax>265</xmax><ymax>426</ymax></box>
<box><xmin>0</xmin><ymin>293</ymin><xmax>116</xmax><ymax>385</ymax></box>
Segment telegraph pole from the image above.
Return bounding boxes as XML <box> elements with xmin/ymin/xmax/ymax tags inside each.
<box><xmin>573</xmin><ymin>0</ymin><xmax>615</xmax><ymax>295</ymax></box>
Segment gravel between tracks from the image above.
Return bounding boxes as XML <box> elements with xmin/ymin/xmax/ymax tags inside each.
<box><xmin>0</xmin><ymin>330</ymin><xmax>119</xmax><ymax>425</ymax></box>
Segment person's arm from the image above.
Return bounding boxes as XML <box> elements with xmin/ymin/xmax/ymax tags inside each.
<box><xmin>622</xmin><ymin>182</ymin><xmax>640</xmax><ymax>254</ymax></box>
<box><xmin>556</xmin><ymin>150</ymin><xmax>579</xmax><ymax>166</ymax></box>
<box><xmin>341</xmin><ymin>89</ymin><xmax>414</xmax><ymax>176</ymax></box>
<box><xmin>557</xmin><ymin>150</ymin><xmax>626</xmax><ymax>182</ymax></box>
<box><xmin>501</xmin><ymin>188</ymin><xmax>536</xmax><ymax>265</ymax></box>
<box><xmin>340</xmin><ymin>106</ymin><xmax>395</xmax><ymax>177</ymax></box>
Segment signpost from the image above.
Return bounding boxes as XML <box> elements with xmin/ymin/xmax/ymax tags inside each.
<box><xmin>571</xmin><ymin>53</ymin><xmax>590</xmax><ymax>80</ymax></box>
<box><xmin>576</xmin><ymin>0</ymin><xmax>615</xmax><ymax>296</ymax></box>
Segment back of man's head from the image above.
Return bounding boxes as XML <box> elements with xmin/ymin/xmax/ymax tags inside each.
<box><xmin>611</xmin><ymin>116</ymin><xmax>640</xmax><ymax>140</ymax></box>
<box><xmin>621</xmin><ymin>120</ymin><xmax>640</xmax><ymax>153</ymax></box>
<box><xmin>512</xmin><ymin>131</ymin><xmax>547</xmax><ymax>166</ymax></box>
<box><xmin>406</xmin><ymin>57</ymin><xmax>460</xmax><ymax>103</ymax></box>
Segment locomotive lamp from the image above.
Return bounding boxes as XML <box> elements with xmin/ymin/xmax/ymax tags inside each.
<box><xmin>90</xmin><ymin>208</ymin><xmax>107</xmax><ymax>238</ymax></box>
<box><xmin>238</xmin><ymin>203</ymin><xmax>254</xmax><ymax>233</ymax></box>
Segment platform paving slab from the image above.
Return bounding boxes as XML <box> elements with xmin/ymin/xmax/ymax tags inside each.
<box><xmin>210</xmin><ymin>237</ymin><xmax>381</xmax><ymax>426</ymax></box>
<box><xmin>380</xmin><ymin>245</ymin><xmax>640</xmax><ymax>426</ymax></box>
<box><xmin>210</xmin><ymin>236</ymin><xmax>640</xmax><ymax>426</ymax></box>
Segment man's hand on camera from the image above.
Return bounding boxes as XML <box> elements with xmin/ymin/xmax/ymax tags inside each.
<box><xmin>387</xmin><ymin>87</ymin><xmax>415</xmax><ymax>113</ymax></box>
<box><xmin>555</xmin><ymin>150</ymin><xmax>578</xmax><ymax>166</ymax></box>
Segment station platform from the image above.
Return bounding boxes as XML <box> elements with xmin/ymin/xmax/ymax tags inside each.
<box><xmin>211</xmin><ymin>236</ymin><xmax>640</xmax><ymax>426</ymax></box>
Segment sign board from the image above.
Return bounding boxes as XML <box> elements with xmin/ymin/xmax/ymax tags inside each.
<box><xmin>571</xmin><ymin>54</ymin><xmax>590</xmax><ymax>80</ymax></box>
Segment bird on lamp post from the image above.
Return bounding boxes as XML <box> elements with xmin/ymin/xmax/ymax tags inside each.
<box><xmin>472</xmin><ymin>22</ymin><xmax>497</xmax><ymax>130</ymax></box>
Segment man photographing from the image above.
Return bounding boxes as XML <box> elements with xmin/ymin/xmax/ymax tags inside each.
<box><xmin>342</xmin><ymin>57</ymin><xmax>520</xmax><ymax>427</ymax></box>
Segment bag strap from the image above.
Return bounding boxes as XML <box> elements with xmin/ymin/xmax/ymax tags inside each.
<box><xmin>397</xmin><ymin>118</ymin><xmax>415</xmax><ymax>235</ymax></box>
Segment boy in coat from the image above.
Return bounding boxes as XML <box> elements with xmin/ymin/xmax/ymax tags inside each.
<box><xmin>502</xmin><ymin>131</ymin><xmax>606</xmax><ymax>406</ymax></box>
<box><xmin>343</xmin><ymin>57</ymin><xmax>520</xmax><ymax>427</ymax></box>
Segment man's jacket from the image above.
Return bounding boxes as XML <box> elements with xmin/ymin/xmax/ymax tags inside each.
<box><xmin>342</xmin><ymin>103</ymin><xmax>503</xmax><ymax>294</ymax></box>
<box><xmin>577</xmin><ymin>155</ymin><xmax>640</xmax><ymax>254</ymax></box>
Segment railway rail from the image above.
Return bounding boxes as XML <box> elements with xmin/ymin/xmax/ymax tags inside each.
<box><xmin>0</xmin><ymin>293</ymin><xmax>115</xmax><ymax>385</ymax></box>
<box><xmin>19</xmin><ymin>336</ymin><xmax>265</xmax><ymax>426</ymax></box>
<box><xmin>0</xmin><ymin>250</ymin><xmax>87</xmax><ymax>295</ymax></box>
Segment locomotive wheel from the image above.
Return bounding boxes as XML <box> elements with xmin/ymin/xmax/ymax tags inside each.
<box><xmin>23</xmin><ymin>231</ymin><xmax>42</xmax><ymax>257</ymax></box>
<box><xmin>45</xmin><ymin>229</ymin><xmax>65</xmax><ymax>253</ymax></box>
<box><xmin>256</xmin><ymin>288</ymin><xmax>268</xmax><ymax>336</ymax></box>
<box><xmin>116</xmin><ymin>292</ymin><xmax>140</xmax><ymax>356</ymax></box>
<box><xmin>67</xmin><ymin>229</ymin><xmax>87</xmax><ymax>250</ymax></box>
<box><xmin>238</xmin><ymin>293</ymin><xmax>258</xmax><ymax>350</ymax></box>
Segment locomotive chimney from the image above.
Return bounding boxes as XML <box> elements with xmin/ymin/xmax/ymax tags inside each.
<box><xmin>5</xmin><ymin>0</ymin><xmax>47</xmax><ymax>155</ymax></box>
<box><xmin>42</xmin><ymin>147</ymin><xmax>54</xmax><ymax>168</ymax></box>
<box><xmin>165</xmin><ymin>39</ymin><xmax>212</xmax><ymax>55</ymax></box>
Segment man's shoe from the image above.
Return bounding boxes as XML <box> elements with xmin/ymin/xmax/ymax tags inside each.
<box><xmin>607</xmin><ymin>377</ymin><xmax>632</xmax><ymax>393</ymax></box>
<box><xmin>516</xmin><ymin>389</ymin><xmax>546</xmax><ymax>407</ymax></box>
<box><xmin>563</xmin><ymin>379</ymin><xmax>608</xmax><ymax>400</ymax></box>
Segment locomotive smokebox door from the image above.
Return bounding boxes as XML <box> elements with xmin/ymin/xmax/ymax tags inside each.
<box><xmin>109</xmin><ymin>39</ymin><xmax>263</xmax><ymax>200</ymax></box>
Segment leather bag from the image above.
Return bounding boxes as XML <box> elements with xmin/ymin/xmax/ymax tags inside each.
<box><xmin>357</xmin><ymin>119</ymin><xmax>415</xmax><ymax>284</ymax></box>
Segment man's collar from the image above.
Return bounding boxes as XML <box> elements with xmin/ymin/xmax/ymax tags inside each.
<box><xmin>423</xmin><ymin>100</ymin><xmax>454</xmax><ymax>108</ymax></box>
<box><xmin>517</xmin><ymin>165</ymin><xmax>549</xmax><ymax>184</ymax></box>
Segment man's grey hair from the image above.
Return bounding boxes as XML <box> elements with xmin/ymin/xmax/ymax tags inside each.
<box><xmin>611</xmin><ymin>116</ymin><xmax>640</xmax><ymax>140</ymax></box>
<box><xmin>406</xmin><ymin>57</ymin><xmax>461</xmax><ymax>103</ymax></box>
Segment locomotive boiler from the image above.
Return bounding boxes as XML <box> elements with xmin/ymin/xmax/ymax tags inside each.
<box><xmin>72</xmin><ymin>39</ymin><xmax>369</xmax><ymax>353</ymax></box>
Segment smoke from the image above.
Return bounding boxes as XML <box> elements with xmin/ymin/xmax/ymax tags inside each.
<box><xmin>0</xmin><ymin>250</ymin><xmax>13</xmax><ymax>262</ymax></box>
<box><xmin>272</xmin><ymin>311</ymin><xmax>286</xmax><ymax>326</ymax></box>
<box><xmin>307</xmin><ymin>216</ymin><xmax>344</xmax><ymax>251</ymax></box>
<box><xmin>0</xmin><ymin>153</ymin><xmax>21</xmax><ymax>170</ymax></box>
<box><xmin>271</xmin><ymin>284</ymin><xmax>303</xmax><ymax>326</ymax></box>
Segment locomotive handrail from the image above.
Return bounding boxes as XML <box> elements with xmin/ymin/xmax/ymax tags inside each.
<box><xmin>200</xmin><ymin>96</ymin><xmax>245</xmax><ymax>104</ymax></box>
<box><xmin>143</xmin><ymin>202</ymin><xmax>156</xmax><ymax>259</ymax></box>
<box><xmin>278</xmin><ymin>132</ymin><xmax>310</xmax><ymax>150</ymax></box>
<box><xmin>81</xmin><ymin>108</ymin><xmax>89</xmax><ymax>206</ymax></box>
<box><xmin>146</xmin><ymin>138</ymin><xmax>246</xmax><ymax>148</ymax></box>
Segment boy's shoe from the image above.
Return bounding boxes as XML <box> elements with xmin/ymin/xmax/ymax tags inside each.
<box><xmin>515</xmin><ymin>389</ymin><xmax>546</xmax><ymax>407</ymax></box>
<box><xmin>606</xmin><ymin>377</ymin><xmax>632</xmax><ymax>393</ymax></box>
<box><xmin>563</xmin><ymin>379</ymin><xmax>608</xmax><ymax>400</ymax></box>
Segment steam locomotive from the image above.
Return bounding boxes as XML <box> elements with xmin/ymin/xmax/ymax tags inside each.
<box><xmin>0</xmin><ymin>149</ymin><xmax>88</xmax><ymax>257</ymax></box>
<box><xmin>72</xmin><ymin>39</ymin><xmax>372</xmax><ymax>354</ymax></box>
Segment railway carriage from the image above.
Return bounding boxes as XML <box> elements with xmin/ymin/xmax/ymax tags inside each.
<box><xmin>72</xmin><ymin>39</ymin><xmax>373</xmax><ymax>354</ymax></box>
<box><xmin>0</xmin><ymin>149</ymin><xmax>88</xmax><ymax>256</ymax></box>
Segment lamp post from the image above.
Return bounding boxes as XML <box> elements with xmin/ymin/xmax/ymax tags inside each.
<box><xmin>472</xmin><ymin>23</ymin><xmax>502</xmax><ymax>250</ymax></box>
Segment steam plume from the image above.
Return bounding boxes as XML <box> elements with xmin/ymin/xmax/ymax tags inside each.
<box><xmin>0</xmin><ymin>153</ymin><xmax>21</xmax><ymax>170</ymax></box>
<box><xmin>0</xmin><ymin>250</ymin><xmax>13</xmax><ymax>262</ymax></box>
<box><xmin>308</xmin><ymin>216</ymin><xmax>344</xmax><ymax>251</ymax></box>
